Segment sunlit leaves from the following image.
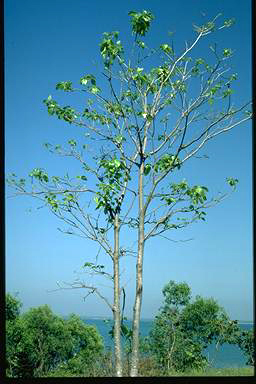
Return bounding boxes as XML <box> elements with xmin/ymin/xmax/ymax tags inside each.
<box><xmin>163</xmin><ymin>196</ymin><xmax>176</xmax><ymax>205</ymax></box>
<box><xmin>226</xmin><ymin>177</ymin><xmax>238</xmax><ymax>188</ymax></box>
<box><xmin>83</xmin><ymin>262</ymin><xmax>105</xmax><ymax>271</ymax></box>
<box><xmin>121</xmin><ymin>89</ymin><xmax>139</xmax><ymax>101</ymax></box>
<box><xmin>191</xmin><ymin>66</ymin><xmax>199</xmax><ymax>76</ymax></box>
<box><xmin>100</xmin><ymin>31</ymin><xmax>123</xmax><ymax>68</ymax></box>
<box><xmin>154</xmin><ymin>154</ymin><xmax>181</xmax><ymax>173</ymax></box>
<box><xmin>186</xmin><ymin>185</ymin><xmax>208</xmax><ymax>205</ymax></box>
<box><xmin>45</xmin><ymin>193</ymin><xmax>59</xmax><ymax>211</ymax></box>
<box><xmin>204</xmin><ymin>63</ymin><xmax>213</xmax><ymax>73</ymax></box>
<box><xmin>63</xmin><ymin>192</ymin><xmax>76</xmax><ymax>204</ymax></box>
<box><xmin>128</xmin><ymin>10</ymin><xmax>154</xmax><ymax>36</ymax></box>
<box><xmin>222</xmin><ymin>88</ymin><xmax>234</xmax><ymax>98</ymax></box>
<box><xmin>105</xmin><ymin>101</ymin><xmax>124</xmax><ymax>118</ymax></box>
<box><xmin>29</xmin><ymin>168</ymin><xmax>49</xmax><ymax>183</ymax></box>
<box><xmin>43</xmin><ymin>96</ymin><xmax>78</xmax><ymax>123</ymax></box>
<box><xmin>244</xmin><ymin>110</ymin><xmax>252</xmax><ymax>118</ymax></box>
<box><xmin>7</xmin><ymin>173</ymin><xmax>26</xmax><ymax>189</ymax></box>
<box><xmin>195</xmin><ymin>58</ymin><xmax>205</xmax><ymax>65</ymax></box>
<box><xmin>68</xmin><ymin>139</ymin><xmax>77</xmax><ymax>147</ymax></box>
<box><xmin>80</xmin><ymin>74</ymin><xmax>96</xmax><ymax>86</ymax></box>
<box><xmin>160</xmin><ymin>44</ymin><xmax>173</xmax><ymax>54</ymax></box>
<box><xmin>210</xmin><ymin>82</ymin><xmax>222</xmax><ymax>95</ymax></box>
<box><xmin>151</xmin><ymin>64</ymin><xmax>172</xmax><ymax>88</ymax></box>
<box><xmin>80</xmin><ymin>75</ymin><xmax>101</xmax><ymax>94</ymax></box>
<box><xmin>223</xmin><ymin>48</ymin><xmax>232</xmax><ymax>57</ymax></box>
<box><xmin>193</xmin><ymin>16</ymin><xmax>219</xmax><ymax>35</ymax></box>
<box><xmin>223</xmin><ymin>18</ymin><xmax>235</xmax><ymax>28</ymax></box>
<box><xmin>94</xmin><ymin>157</ymin><xmax>129</xmax><ymax>221</ymax></box>
<box><xmin>56</xmin><ymin>81</ymin><xmax>73</xmax><ymax>92</ymax></box>
<box><xmin>82</xmin><ymin>108</ymin><xmax>112</xmax><ymax>125</ymax></box>
<box><xmin>76</xmin><ymin>175</ymin><xmax>88</xmax><ymax>181</ymax></box>
<box><xmin>136</xmin><ymin>40</ymin><xmax>145</xmax><ymax>49</ymax></box>
<box><xmin>143</xmin><ymin>164</ymin><xmax>151</xmax><ymax>176</ymax></box>
<box><xmin>90</xmin><ymin>85</ymin><xmax>101</xmax><ymax>94</ymax></box>
<box><xmin>114</xmin><ymin>134</ymin><xmax>126</xmax><ymax>146</ymax></box>
<box><xmin>229</xmin><ymin>73</ymin><xmax>238</xmax><ymax>82</ymax></box>
<box><xmin>131</xmin><ymin>68</ymin><xmax>152</xmax><ymax>89</ymax></box>
<box><xmin>160</xmin><ymin>181</ymin><xmax>209</xmax><ymax>222</ymax></box>
<box><xmin>172</xmin><ymin>79</ymin><xmax>186</xmax><ymax>92</ymax></box>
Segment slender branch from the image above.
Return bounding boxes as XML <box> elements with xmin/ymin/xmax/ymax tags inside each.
<box><xmin>51</xmin><ymin>281</ymin><xmax>114</xmax><ymax>311</ymax></box>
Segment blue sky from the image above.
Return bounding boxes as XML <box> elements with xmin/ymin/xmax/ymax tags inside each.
<box><xmin>5</xmin><ymin>0</ymin><xmax>252</xmax><ymax>321</ymax></box>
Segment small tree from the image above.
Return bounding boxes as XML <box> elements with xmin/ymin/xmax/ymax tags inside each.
<box><xmin>5</xmin><ymin>295</ymin><xmax>104</xmax><ymax>378</ymax></box>
<box><xmin>147</xmin><ymin>281</ymin><xmax>241</xmax><ymax>373</ymax></box>
<box><xmin>7</xmin><ymin>10</ymin><xmax>252</xmax><ymax>376</ymax></box>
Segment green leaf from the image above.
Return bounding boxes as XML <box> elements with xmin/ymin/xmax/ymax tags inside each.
<box><xmin>160</xmin><ymin>44</ymin><xmax>173</xmax><ymax>54</ymax></box>
<box><xmin>222</xmin><ymin>89</ymin><xmax>234</xmax><ymax>98</ymax></box>
<box><xmin>144</xmin><ymin>164</ymin><xmax>151</xmax><ymax>176</ymax></box>
<box><xmin>114</xmin><ymin>135</ymin><xmax>125</xmax><ymax>144</ymax></box>
<box><xmin>83</xmin><ymin>262</ymin><xmax>93</xmax><ymax>268</ymax></box>
<box><xmin>56</xmin><ymin>81</ymin><xmax>73</xmax><ymax>92</ymax></box>
<box><xmin>68</xmin><ymin>139</ymin><xmax>77</xmax><ymax>147</ymax></box>
<box><xmin>195</xmin><ymin>58</ymin><xmax>205</xmax><ymax>65</ymax></box>
<box><xmin>80</xmin><ymin>77</ymin><xmax>88</xmax><ymax>85</ymax></box>
<box><xmin>223</xmin><ymin>18</ymin><xmax>235</xmax><ymax>28</ymax></box>
<box><xmin>76</xmin><ymin>175</ymin><xmax>87</xmax><ymax>181</ymax></box>
<box><xmin>226</xmin><ymin>177</ymin><xmax>238</xmax><ymax>187</ymax></box>
<box><xmin>90</xmin><ymin>86</ymin><xmax>101</xmax><ymax>94</ymax></box>
<box><xmin>113</xmin><ymin>159</ymin><xmax>121</xmax><ymax>167</ymax></box>
<box><xmin>137</xmin><ymin>40</ymin><xmax>145</xmax><ymax>49</ymax></box>
<box><xmin>223</xmin><ymin>48</ymin><xmax>232</xmax><ymax>57</ymax></box>
<box><xmin>128</xmin><ymin>10</ymin><xmax>154</xmax><ymax>36</ymax></box>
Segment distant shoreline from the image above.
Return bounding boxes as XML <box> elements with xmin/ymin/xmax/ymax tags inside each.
<box><xmin>63</xmin><ymin>315</ymin><xmax>254</xmax><ymax>324</ymax></box>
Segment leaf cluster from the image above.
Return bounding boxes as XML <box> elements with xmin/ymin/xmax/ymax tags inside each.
<box><xmin>94</xmin><ymin>157</ymin><xmax>130</xmax><ymax>220</ymax></box>
<box><xmin>128</xmin><ymin>10</ymin><xmax>154</xmax><ymax>36</ymax></box>
<box><xmin>43</xmin><ymin>95</ymin><xmax>77</xmax><ymax>123</ymax></box>
<box><xmin>100</xmin><ymin>31</ymin><xmax>123</xmax><ymax>68</ymax></box>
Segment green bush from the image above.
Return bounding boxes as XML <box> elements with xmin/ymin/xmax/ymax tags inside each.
<box><xmin>234</xmin><ymin>329</ymin><xmax>254</xmax><ymax>366</ymax></box>
<box><xmin>6</xmin><ymin>294</ymin><xmax>104</xmax><ymax>378</ymax></box>
<box><xmin>147</xmin><ymin>281</ymin><xmax>243</xmax><ymax>373</ymax></box>
<box><xmin>6</xmin><ymin>293</ymin><xmax>22</xmax><ymax>321</ymax></box>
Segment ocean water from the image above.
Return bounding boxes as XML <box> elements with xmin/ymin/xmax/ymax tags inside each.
<box><xmin>83</xmin><ymin>318</ymin><xmax>253</xmax><ymax>369</ymax></box>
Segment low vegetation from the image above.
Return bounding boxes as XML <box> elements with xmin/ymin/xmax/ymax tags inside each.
<box><xmin>5</xmin><ymin>282</ymin><xmax>254</xmax><ymax>378</ymax></box>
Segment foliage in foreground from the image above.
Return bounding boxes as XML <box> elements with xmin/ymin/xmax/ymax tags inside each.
<box><xmin>145</xmin><ymin>281</ymin><xmax>254</xmax><ymax>373</ymax></box>
<box><xmin>6</xmin><ymin>290</ymin><xmax>254</xmax><ymax>378</ymax></box>
<box><xmin>6</xmin><ymin>294</ymin><xmax>104</xmax><ymax>378</ymax></box>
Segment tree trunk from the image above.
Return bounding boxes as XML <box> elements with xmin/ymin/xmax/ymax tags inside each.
<box><xmin>130</xmin><ymin>162</ymin><xmax>145</xmax><ymax>377</ymax></box>
<box><xmin>113</xmin><ymin>214</ymin><xmax>123</xmax><ymax>377</ymax></box>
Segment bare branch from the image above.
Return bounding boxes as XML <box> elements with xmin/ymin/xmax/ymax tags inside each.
<box><xmin>50</xmin><ymin>281</ymin><xmax>114</xmax><ymax>311</ymax></box>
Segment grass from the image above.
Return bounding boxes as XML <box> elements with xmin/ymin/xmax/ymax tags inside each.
<box><xmin>168</xmin><ymin>367</ymin><xmax>254</xmax><ymax>376</ymax></box>
<box><xmin>136</xmin><ymin>357</ymin><xmax>254</xmax><ymax>377</ymax></box>
<box><xmin>42</xmin><ymin>355</ymin><xmax>255</xmax><ymax>377</ymax></box>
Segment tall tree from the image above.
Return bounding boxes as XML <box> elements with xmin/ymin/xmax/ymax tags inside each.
<box><xmin>7</xmin><ymin>10</ymin><xmax>252</xmax><ymax>377</ymax></box>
